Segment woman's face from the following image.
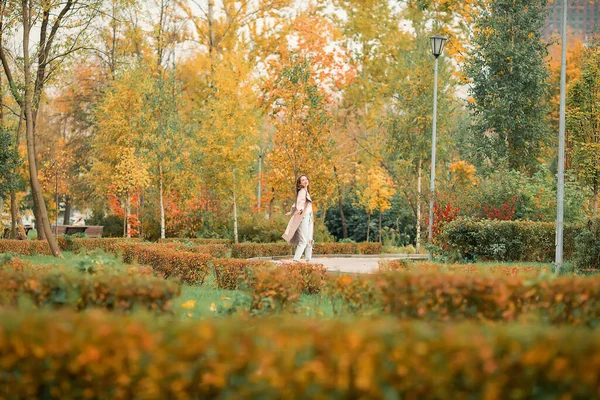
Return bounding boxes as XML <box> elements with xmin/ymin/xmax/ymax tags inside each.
<box><xmin>300</xmin><ymin>176</ymin><xmax>309</xmax><ymax>188</ymax></box>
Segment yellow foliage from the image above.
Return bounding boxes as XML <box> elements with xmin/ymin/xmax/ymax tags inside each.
<box><xmin>356</xmin><ymin>164</ymin><xmax>396</xmax><ymax>214</ymax></box>
<box><xmin>449</xmin><ymin>160</ymin><xmax>478</xmax><ymax>186</ymax></box>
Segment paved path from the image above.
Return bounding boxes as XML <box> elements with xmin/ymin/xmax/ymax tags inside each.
<box><xmin>273</xmin><ymin>254</ymin><xmax>428</xmax><ymax>274</ymax></box>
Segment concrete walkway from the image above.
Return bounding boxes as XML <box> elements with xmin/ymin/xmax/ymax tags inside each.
<box><xmin>269</xmin><ymin>254</ymin><xmax>428</xmax><ymax>274</ymax></box>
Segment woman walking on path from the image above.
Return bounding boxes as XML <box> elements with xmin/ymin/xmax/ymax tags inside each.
<box><xmin>282</xmin><ymin>175</ymin><xmax>314</xmax><ymax>262</ymax></box>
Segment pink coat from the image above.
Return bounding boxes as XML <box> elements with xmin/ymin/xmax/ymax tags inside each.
<box><xmin>282</xmin><ymin>188</ymin><xmax>312</xmax><ymax>245</ymax></box>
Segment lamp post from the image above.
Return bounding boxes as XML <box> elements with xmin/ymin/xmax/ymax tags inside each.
<box><xmin>555</xmin><ymin>0</ymin><xmax>568</xmax><ymax>271</ymax></box>
<box><xmin>428</xmin><ymin>33</ymin><xmax>448</xmax><ymax>261</ymax></box>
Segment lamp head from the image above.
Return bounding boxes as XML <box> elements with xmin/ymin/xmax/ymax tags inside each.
<box><xmin>430</xmin><ymin>34</ymin><xmax>448</xmax><ymax>58</ymax></box>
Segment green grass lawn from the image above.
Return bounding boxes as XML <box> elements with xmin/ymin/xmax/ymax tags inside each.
<box><xmin>174</xmin><ymin>276</ymin><xmax>336</xmax><ymax>320</ymax></box>
<box><xmin>17</xmin><ymin>251</ymin><xmax>123</xmax><ymax>268</ymax></box>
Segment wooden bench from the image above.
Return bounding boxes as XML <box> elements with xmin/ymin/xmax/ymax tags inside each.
<box><xmin>65</xmin><ymin>226</ymin><xmax>88</xmax><ymax>235</ymax></box>
<box><xmin>85</xmin><ymin>226</ymin><xmax>104</xmax><ymax>238</ymax></box>
<box><xmin>3</xmin><ymin>225</ymin><xmax>32</xmax><ymax>239</ymax></box>
<box><xmin>51</xmin><ymin>225</ymin><xmax>68</xmax><ymax>235</ymax></box>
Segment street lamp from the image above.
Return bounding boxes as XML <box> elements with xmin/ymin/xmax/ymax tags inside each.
<box><xmin>555</xmin><ymin>0</ymin><xmax>568</xmax><ymax>271</ymax></box>
<box><xmin>428</xmin><ymin>33</ymin><xmax>447</xmax><ymax>260</ymax></box>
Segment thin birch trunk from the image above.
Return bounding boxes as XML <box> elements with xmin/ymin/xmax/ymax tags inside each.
<box><xmin>416</xmin><ymin>158</ymin><xmax>422</xmax><ymax>252</ymax></box>
<box><xmin>159</xmin><ymin>164</ymin><xmax>165</xmax><ymax>239</ymax></box>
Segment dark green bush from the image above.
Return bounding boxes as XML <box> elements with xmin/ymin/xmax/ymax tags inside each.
<box><xmin>439</xmin><ymin>218</ymin><xmax>578</xmax><ymax>262</ymax></box>
<box><xmin>573</xmin><ymin>218</ymin><xmax>600</xmax><ymax>273</ymax></box>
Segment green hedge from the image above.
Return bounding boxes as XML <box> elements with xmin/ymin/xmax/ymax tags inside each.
<box><xmin>438</xmin><ymin>218</ymin><xmax>578</xmax><ymax>262</ymax></box>
<box><xmin>573</xmin><ymin>218</ymin><xmax>600</xmax><ymax>273</ymax></box>
<box><xmin>1</xmin><ymin>311</ymin><xmax>599</xmax><ymax>399</ymax></box>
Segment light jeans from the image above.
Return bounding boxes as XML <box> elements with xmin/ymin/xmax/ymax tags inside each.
<box><xmin>293</xmin><ymin>212</ymin><xmax>314</xmax><ymax>261</ymax></box>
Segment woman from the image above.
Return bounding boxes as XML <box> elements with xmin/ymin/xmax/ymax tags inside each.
<box><xmin>282</xmin><ymin>175</ymin><xmax>314</xmax><ymax>262</ymax></box>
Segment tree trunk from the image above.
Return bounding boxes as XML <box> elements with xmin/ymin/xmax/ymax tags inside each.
<box><xmin>30</xmin><ymin>186</ymin><xmax>45</xmax><ymax>239</ymax></box>
<box><xmin>110</xmin><ymin>0</ymin><xmax>117</xmax><ymax>76</ymax></box>
<box><xmin>338</xmin><ymin>190</ymin><xmax>348</xmax><ymax>239</ymax></box>
<box><xmin>22</xmin><ymin>3</ymin><xmax>60</xmax><ymax>256</ymax></box>
<box><xmin>63</xmin><ymin>195</ymin><xmax>71</xmax><ymax>225</ymax></box>
<box><xmin>159</xmin><ymin>164</ymin><xmax>165</xmax><ymax>239</ymax></box>
<box><xmin>416</xmin><ymin>158</ymin><xmax>422</xmax><ymax>252</ymax></box>
<box><xmin>122</xmin><ymin>197</ymin><xmax>127</xmax><ymax>237</ymax></box>
<box><xmin>594</xmin><ymin>180</ymin><xmax>598</xmax><ymax>219</ymax></box>
<box><xmin>10</xmin><ymin>192</ymin><xmax>18</xmax><ymax>238</ymax></box>
<box><xmin>267</xmin><ymin>188</ymin><xmax>274</xmax><ymax>220</ymax></box>
<box><xmin>139</xmin><ymin>189</ymin><xmax>144</xmax><ymax>238</ymax></box>
<box><xmin>366</xmin><ymin>213</ymin><xmax>371</xmax><ymax>242</ymax></box>
<box><xmin>257</xmin><ymin>149</ymin><xmax>263</xmax><ymax>211</ymax></box>
<box><xmin>125</xmin><ymin>195</ymin><xmax>131</xmax><ymax>238</ymax></box>
<box><xmin>232</xmin><ymin>171</ymin><xmax>239</xmax><ymax>244</ymax></box>
<box><xmin>378</xmin><ymin>210</ymin><xmax>382</xmax><ymax>243</ymax></box>
<box><xmin>10</xmin><ymin>111</ymin><xmax>24</xmax><ymax>238</ymax></box>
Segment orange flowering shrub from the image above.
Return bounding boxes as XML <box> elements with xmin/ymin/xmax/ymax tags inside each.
<box><xmin>283</xmin><ymin>262</ymin><xmax>327</xmax><ymax>294</ymax></box>
<box><xmin>159</xmin><ymin>238</ymin><xmax>231</xmax><ymax>245</ymax></box>
<box><xmin>212</xmin><ymin>258</ymin><xmax>326</xmax><ymax>296</ymax></box>
<box><xmin>0</xmin><ymin>240</ymin><xmax>53</xmax><ymax>256</ymax></box>
<box><xmin>356</xmin><ymin>242</ymin><xmax>383</xmax><ymax>254</ymax></box>
<box><xmin>246</xmin><ymin>266</ymin><xmax>302</xmax><ymax>313</ymax></box>
<box><xmin>123</xmin><ymin>244</ymin><xmax>211</xmax><ymax>285</ymax></box>
<box><xmin>0</xmin><ymin>260</ymin><xmax>179</xmax><ymax>312</ymax></box>
<box><xmin>231</xmin><ymin>243</ymin><xmax>293</xmax><ymax>258</ymax></box>
<box><xmin>231</xmin><ymin>242</ymin><xmax>383</xmax><ymax>258</ymax></box>
<box><xmin>378</xmin><ymin>259</ymin><xmax>410</xmax><ymax>272</ymax></box>
<box><xmin>154</xmin><ymin>242</ymin><xmax>228</xmax><ymax>258</ymax></box>
<box><xmin>325</xmin><ymin>274</ymin><xmax>381</xmax><ymax>315</ymax></box>
<box><xmin>374</xmin><ymin>271</ymin><xmax>600</xmax><ymax>325</ymax></box>
<box><xmin>379</xmin><ymin>260</ymin><xmax>549</xmax><ymax>276</ymax></box>
<box><xmin>68</xmin><ymin>238</ymin><xmax>142</xmax><ymax>254</ymax></box>
<box><xmin>3</xmin><ymin>312</ymin><xmax>599</xmax><ymax>399</ymax></box>
<box><xmin>211</xmin><ymin>258</ymin><xmax>272</xmax><ymax>290</ymax></box>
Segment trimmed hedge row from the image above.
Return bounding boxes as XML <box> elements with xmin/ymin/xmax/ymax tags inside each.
<box><xmin>159</xmin><ymin>238</ymin><xmax>231</xmax><ymax>245</ymax></box>
<box><xmin>0</xmin><ymin>238</ymin><xmax>383</xmax><ymax>260</ymax></box>
<box><xmin>0</xmin><ymin>240</ymin><xmax>52</xmax><ymax>255</ymax></box>
<box><xmin>231</xmin><ymin>242</ymin><xmax>383</xmax><ymax>258</ymax></box>
<box><xmin>0</xmin><ymin>259</ymin><xmax>180</xmax><ymax>312</ymax></box>
<box><xmin>212</xmin><ymin>258</ymin><xmax>327</xmax><ymax>295</ymax></box>
<box><xmin>326</xmin><ymin>270</ymin><xmax>600</xmax><ymax>325</ymax></box>
<box><xmin>379</xmin><ymin>260</ymin><xmax>550</xmax><ymax>276</ymax></box>
<box><xmin>1</xmin><ymin>311</ymin><xmax>600</xmax><ymax>399</ymax></box>
<box><xmin>211</xmin><ymin>258</ymin><xmax>272</xmax><ymax>290</ymax></box>
<box><xmin>154</xmin><ymin>242</ymin><xmax>228</xmax><ymax>258</ymax></box>
<box><xmin>438</xmin><ymin>218</ymin><xmax>577</xmax><ymax>262</ymax></box>
<box><xmin>67</xmin><ymin>238</ymin><xmax>142</xmax><ymax>253</ymax></box>
<box><xmin>123</xmin><ymin>245</ymin><xmax>212</xmax><ymax>285</ymax></box>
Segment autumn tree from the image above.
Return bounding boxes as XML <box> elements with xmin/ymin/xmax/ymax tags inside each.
<box><xmin>92</xmin><ymin>65</ymin><xmax>152</xmax><ymax>236</ymax></box>
<box><xmin>356</xmin><ymin>163</ymin><xmax>395</xmax><ymax>242</ymax></box>
<box><xmin>0</xmin><ymin>123</ymin><xmax>18</xmax><ymax>209</ymax></box>
<box><xmin>567</xmin><ymin>40</ymin><xmax>600</xmax><ymax>216</ymax></box>
<box><xmin>187</xmin><ymin>51</ymin><xmax>260</xmax><ymax>242</ymax></box>
<box><xmin>51</xmin><ymin>61</ymin><xmax>107</xmax><ymax>221</ymax></box>
<box><xmin>0</xmin><ymin>0</ymin><xmax>102</xmax><ymax>256</ymax></box>
<box><xmin>261</xmin><ymin>11</ymin><xmax>354</xmax><ymax>215</ymax></box>
<box><xmin>138</xmin><ymin>70</ymin><xmax>187</xmax><ymax>239</ymax></box>
<box><xmin>263</xmin><ymin>57</ymin><xmax>337</xmax><ymax>211</ymax></box>
<box><xmin>465</xmin><ymin>0</ymin><xmax>550</xmax><ymax>173</ymax></box>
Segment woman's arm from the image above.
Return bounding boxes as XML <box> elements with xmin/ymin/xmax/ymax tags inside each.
<box><xmin>285</xmin><ymin>203</ymin><xmax>297</xmax><ymax>216</ymax></box>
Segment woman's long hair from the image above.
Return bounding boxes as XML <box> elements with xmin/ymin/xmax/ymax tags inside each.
<box><xmin>295</xmin><ymin>175</ymin><xmax>309</xmax><ymax>196</ymax></box>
